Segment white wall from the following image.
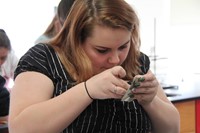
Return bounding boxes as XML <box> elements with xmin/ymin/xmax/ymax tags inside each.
<box><xmin>126</xmin><ymin>0</ymin><xmax>200</xmax><ymax>85</ymax></box>
<box><xmin>0</xmin><ymin>0</ymin><xmax>60</xmax><ymax>58</ymax></box>
<box><xmin>125</xmin><ymin>0</ymin><xmax>172</xmax><ymax>83</ymax></box>
<box><xmin>169</xmin><ymin>0</ymin><xmax>200</xmax><ymax>76</ymax></box>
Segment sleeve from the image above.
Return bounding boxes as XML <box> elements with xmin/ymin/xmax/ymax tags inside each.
<box><xmin>139</xmin><ymin>52</ymin><xmax>150</xmax><ymax>74</ymax></box>
<box><xmin>14</xmin><ymin>44</ymin><xmax>55</xmax><ymax>82</ymax></box>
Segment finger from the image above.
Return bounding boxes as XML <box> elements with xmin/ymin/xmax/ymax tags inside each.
<box><xmin>139</xmin><ymin>79</ymin><xmax>158</xmax><ymax>88</ymax></box>
<box><xmin>133</xmin><ymin>87</ymin><xmax>150</xmax><ymax>94</ymax></box>
<box><xmin>112</xmin><ymin>85</ymin><xmax>118</xmax><ymax>94</ymax></box>
<box><xmin>111</xmin><ymin>66</ymin><xmax>126</xmax><ymax>78</ymax></box>
<box><xmin>142</xmin><ymin>70</ymin><xmax>156</xmax><ymax>81</ymax></box>
<box><xmin>111</xmin><ymin>85</ymin><xmax>126</xmax><ymax>96</ymax></box>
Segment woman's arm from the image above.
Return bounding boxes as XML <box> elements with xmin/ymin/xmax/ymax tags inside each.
<box><xmin>133</xmin><ymin>70</ymin><xmax>180</xmax><ymax>133</ymax></box>
<box><xmin>9</xmin><ymin>66</ymin><xmax>129</xmax><ymax>133</ymax></box>
<box><xmin>9</xmin><ymin>72</ymin><xmax>93</xmax><ymax>133</ymax></box>
<box><xmin>143</xmin><ymin>85</ymin><xmax>180</xmax><ymax>133</ymax></box>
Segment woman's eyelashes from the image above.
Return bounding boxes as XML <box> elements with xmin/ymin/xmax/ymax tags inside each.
<box><xmin>119</xmin><ymin>44</ymin><xmax>128</xmax><ymax>50</ymax></box>
<box><xmin>96</xmin><ymin>48</ymin><xmax>109</xmax><ymax>54</ymax></box>
<box><xmin>96</xmin><ymin>44</ymin><xmax>128</xmax><ymax>54</ymax></box>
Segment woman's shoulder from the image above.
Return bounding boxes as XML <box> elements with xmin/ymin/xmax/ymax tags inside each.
<box><xmin>17</xmin><ymin>43</ymin><xmax>58</xmax><ymax>68</ymax></box>
<box><xmin>23</xmin><ymin>43</ymin><xmax>55</xmax><ymax>58</ymax></box>
<box><xmin>32</xmin><ymin>43</ymin><xmax>53</xmax><ymax>51</ymax></box>
<box><xmin>14</xmin><ymin>43</ymin><xmax>58</xmax><ymax>80</ymax></box>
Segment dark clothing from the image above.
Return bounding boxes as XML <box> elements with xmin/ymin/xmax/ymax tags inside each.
<box><xmin>0</xmin><ymin>75</ymin><xmax>10</xmax><ymax>117</ymax></box>
<box><xmin>15</xmin><ymin>43</ymin><xmax>152</xmax><ymax>133</ymax></box>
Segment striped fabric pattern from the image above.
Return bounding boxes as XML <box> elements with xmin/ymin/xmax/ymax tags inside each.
<box><xmin>15</xmin><ymin>43</ymin><xmax>152</xmax><ymax>133</ymax></box>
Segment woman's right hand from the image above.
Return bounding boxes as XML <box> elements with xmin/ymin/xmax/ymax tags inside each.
<box><xmin>86</xmin><ymin>66</ymin><xmax>130</xmax><ymax>99</ymax></box>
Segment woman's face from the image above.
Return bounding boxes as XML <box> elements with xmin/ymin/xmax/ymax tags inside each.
<box><xmin>0</xmin><ymin>47</ymin><xmax>9</xmax><ymax>66</ymax></box>
<box><xmin>83</xmin><ymin>25</ymin><xmax>131</xmax><ymax>74</ymax></box>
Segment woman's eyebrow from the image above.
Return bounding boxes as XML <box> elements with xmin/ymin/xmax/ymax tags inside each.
<box><xmin>122</xmin><ymin>40</ymin><xmax>130</xmax><ymax>45</ymax></box>
<box><xmin>95</xmin><ymin>40</ymin><xmax>130</xmax><ymax>49</ymax></box>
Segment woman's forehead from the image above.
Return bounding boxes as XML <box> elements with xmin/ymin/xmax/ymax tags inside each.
<box><xmin>86</xmin><ymin>25</ymin><xmax>131</xmax><ymax>46</ymax></box>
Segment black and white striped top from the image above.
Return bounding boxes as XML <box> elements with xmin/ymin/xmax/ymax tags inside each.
<box><xmin>15</xmin><ymin>43</ymin><xmax>152</xmax><ymax>133</ymax></box>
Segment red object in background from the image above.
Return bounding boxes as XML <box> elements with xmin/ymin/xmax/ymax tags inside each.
<box><xmin>196</xmin><ymin>100</ymin><xmax>200</xmax><ymax>133</ymax></box>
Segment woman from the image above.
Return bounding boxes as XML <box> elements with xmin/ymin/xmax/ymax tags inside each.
<box><xmin>0</xmin><ymin>29</ymin><xmax>18</xmax><ymax>89</ymax></box>
<box><xmin>9</xmin><ymin>0</ymin><xmax>180</xmax><ymax>133</ymax></box>
<box><xmin>35</xmin><ymin>0</ymin><xmax>75</xmax><ymax>44</ymax></box>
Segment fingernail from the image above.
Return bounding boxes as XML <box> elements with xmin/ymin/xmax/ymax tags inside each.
<box><xmin>128</xmin><ymin>93</ymin><xmax>134</xmax><ymax>97</ymax></box>
<box><xmin>133</xmin><ymin>82</ymin><xmax>140</xmax><ymax>88</ymax></box>
<box><xmin>138</xmin><ymin>77</ymin><xmax>145</xmax><ymax>82</ymax></box>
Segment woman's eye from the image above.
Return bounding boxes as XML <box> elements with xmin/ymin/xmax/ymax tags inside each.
<box><xmin>119</xmin><ymin>44</ymin><xmax>128</xmax><ymax>50</ymax></box>
<box><xmin>96</xmin><ymin>49</ymin><xmax>108</xmax><ymax>54</ymax></box>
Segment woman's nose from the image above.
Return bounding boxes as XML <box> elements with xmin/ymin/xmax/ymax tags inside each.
<box><xmin>108</xmin><ymin>52</ymin><xmax>120</xmax><ymax>64</ymax></box>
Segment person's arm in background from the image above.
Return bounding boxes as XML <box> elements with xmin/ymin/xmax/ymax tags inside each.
<box><xmin>0</xmin><ymin>116</ymin><xmax>8</xmax><ymax>123</ymax></box>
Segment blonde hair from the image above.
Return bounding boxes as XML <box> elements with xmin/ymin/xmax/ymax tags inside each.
<box><xmin>50</xmin><ymin>0</ymin><xmax>141</xmax><ymax>83</ymax></box>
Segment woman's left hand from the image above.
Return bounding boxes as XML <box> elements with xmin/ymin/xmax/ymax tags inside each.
<box><xmin>132</xmin><ymin>70</ymin><xmax>159</xmax><ymax>105</ymax></box>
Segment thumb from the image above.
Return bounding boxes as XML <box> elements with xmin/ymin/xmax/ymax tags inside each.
<box><xmin>111</xmin><ymin>66</ymin><xmax>126</xmax><ymax>78</ymax></box>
